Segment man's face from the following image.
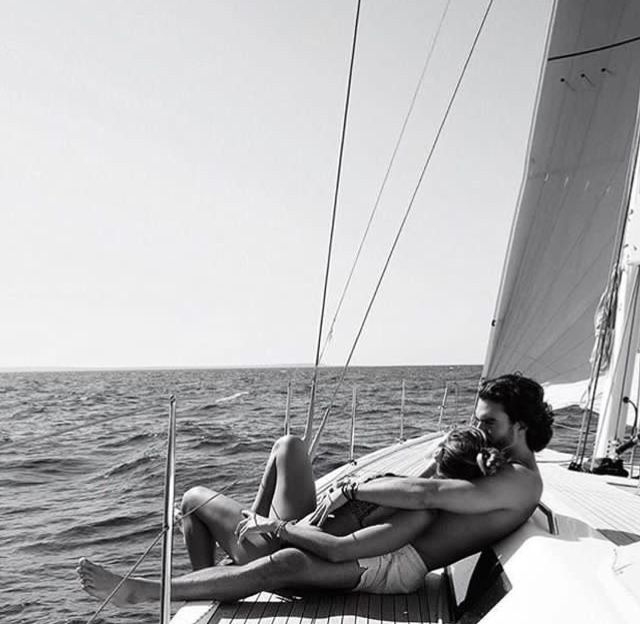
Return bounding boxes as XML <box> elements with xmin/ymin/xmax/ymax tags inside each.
<box><xmin>474</xmin><ymin>398</ymin><xmax>517</xmax><ymax>449</ymax></box>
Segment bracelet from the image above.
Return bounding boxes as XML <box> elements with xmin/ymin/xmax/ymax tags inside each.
<box><xmin>350</xmin><ymin>481</ymin><xmax>359</xmax><ymax>501</ymax></box>
<box><xmin>275</xmin><ymin>520</ymin><xmax>293</xmax><ymax>539</ymax></box>
<box><xmin>341</xmin><ymin>481</ymin><xmax>359</xmax><ymax>501</ymax></box>
<box><xmin>341</xmin><ymin>482</ymin><xmax>353</xmax><ymax>500</ymax></box>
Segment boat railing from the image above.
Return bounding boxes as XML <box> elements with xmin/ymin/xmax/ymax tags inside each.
<box><xmin>284</xmin><ymin>378</ymin><xmax>461</xmax><ymax>461</ymax></box>
<box><xmin>160</xmin><ymin>396</ymin><xmax>177</xmax><ymax>624</ymax></box>
<box><xmin>536</xmin><ymin>501</ymin><xmax>558</xmax><ymax>535</ymax></box>
<box><xmin>399</xmin><ymin>379</ymin><xmax>406</xmax><ymax>441</ymax></box>
<box><xmin>349</xmin><ymin>385</ymin><xmax>357</xmax><ymax>462</ymax></box>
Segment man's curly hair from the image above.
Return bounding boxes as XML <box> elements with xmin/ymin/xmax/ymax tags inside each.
<box><xmin>478</xmin><ymin>374</ymin><xmax>554</xmax><ymax>452</ymax></box>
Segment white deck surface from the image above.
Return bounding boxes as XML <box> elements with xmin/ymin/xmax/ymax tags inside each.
<box><xmin>538</xmin><ymin>448</ymin><xmax>640</xmax><ymax>545</ymax></box>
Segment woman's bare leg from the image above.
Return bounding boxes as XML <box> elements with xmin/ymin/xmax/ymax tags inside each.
<box><xmin>181</xmin><ymin>487</ymin><xmax>277</xmax><ymax>569</ymax></box>
<box><xmin>251</xmin><ymin>435</ymin><xmax>316</xmax><ymax>520</ymax></box>
<box><xmin>78</xmin><ymin>548</ymin><xmax>361</xmax><ymax>605</ymax></box>
<box><xmin>181</xmin><ymin>435</ymin><xmax>317</xmax><ymax>569</ymax></box>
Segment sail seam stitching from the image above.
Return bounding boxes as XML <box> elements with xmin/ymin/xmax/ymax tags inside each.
<box><xmin>549</xmin><ymin>34</ymin><xmax>640</xmax><ymax>62</ymax></box>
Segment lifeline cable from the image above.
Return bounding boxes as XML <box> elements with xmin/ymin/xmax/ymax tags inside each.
<box><xmin>310</xmin><ymin>0</ymin><xmax>495</xmax><ymax>457</ymax></box>
<box><xmin>84</xmin><ymin>481</ymin><xmax>238</xmax><ymax>623</ymax></box>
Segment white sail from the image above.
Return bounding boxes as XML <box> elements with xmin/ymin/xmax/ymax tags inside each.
<box><xmin>483</xmin><ymin>0</ymin><xmax>640</xmax><ymax>414</ymax></box>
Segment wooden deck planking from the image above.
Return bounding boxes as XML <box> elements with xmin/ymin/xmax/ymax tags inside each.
<box><xmin>300</xmin><ymin>594</ymin><xmax>322</xmax><ymax>624</ymax></box>
<box><xmin>404</xmin><ymin>592</ymin><xmax>421</xmax><ymax>624</ymax></box>
<box><xmin>201</xmin><ymin>574</ymin><xmax>452</xmax><ymax>624</ymax></box>
<box><xmin>342</xmin><ymin>591</ymin><xmax>360</xmax><ymax>624</ymax></box>
<box><xmin>327</xmin><ymin>593</ymin><xmax>345</xmax><ymax>624</ymax></box>
<box><xmin>366</xmin><ymin>592</ymin><xmax>381</xmax><ymax>624</ymax></box>
<box><xmin>538</xmin><ymin>449</ymin><xmax>640</xmax><ymax>545</ymax></box>
<box><xmin>309</xmin><ymin>592</ymin><xmax>331</xmax><ymax>624</ymax></box>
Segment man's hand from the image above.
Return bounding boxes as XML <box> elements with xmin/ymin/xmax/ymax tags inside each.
<box><xmin>307</xmin><ymin>488</ymin><xmax>348</xmax><ymax>526</ymax></box>
<box><xmin>235</xmin><ymin>510</ymin><xmax>278</xmax><ymax>543</ymax></box>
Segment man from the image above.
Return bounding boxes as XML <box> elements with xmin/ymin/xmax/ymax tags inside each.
<box><xmin>311</xmin><ymin>373</ymin><xmax>554</xmax><ymax>569</ymax></box>
<box><xmin>77</xmin><ymin>374</ymin><xmax>553</xmax><ymax>604</ymax></box>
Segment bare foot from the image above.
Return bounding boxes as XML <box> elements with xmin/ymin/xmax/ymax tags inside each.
<box><xmin>76</xmin><ymin>557</ymin><xmax>145</xmax><ymax>606</ymax></box>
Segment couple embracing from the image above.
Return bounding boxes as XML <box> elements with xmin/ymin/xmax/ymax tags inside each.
<box><xmin>78</xmin><ymin>374</ymin><xmax>553</xmax><ymax>604</ymax></box>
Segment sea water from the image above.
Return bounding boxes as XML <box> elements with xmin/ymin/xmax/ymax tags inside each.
<box><xmin>0</xmin><ymin>366</ymin><xmax>583</xmax><ymax>624</ymax></box>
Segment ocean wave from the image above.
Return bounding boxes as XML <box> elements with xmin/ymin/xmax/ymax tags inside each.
<box><xmin>2</xmin><ymin>455</ymin><xmax>91</xmax><ymax>475</ymax></box>
<box><xmin>22</xmin><ymin>521</ymin><xmax>160</xmax><ymax>553</ymax></box>
<box><xmin>98</xmin><ymin>430</ymin><xmax>160</xmax><ymax>448</ymax></box>
<box><xmin>103</xmin><ymin>451</ymin><xmax>162</xmax><ymax>477</ymax></box>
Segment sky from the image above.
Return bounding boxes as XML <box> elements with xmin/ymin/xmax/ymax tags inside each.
<box><xmin>1</xmin><ymin>0</ymin><xmax>555</xmax><ymax>370</ymax></box>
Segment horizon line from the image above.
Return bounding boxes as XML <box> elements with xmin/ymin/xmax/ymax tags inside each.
<box><xmin>0</xmin><ymin>362</ymin><xmax>483</xmax><ymax>373</ymax></box>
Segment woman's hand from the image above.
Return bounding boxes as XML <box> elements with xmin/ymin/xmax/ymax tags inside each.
<box><xmin>307</xmin><ymin>488</ymin><xmax>348</xmax><ymax>526</ymax></box>
<box><xmin>235</xmin><ymin>510</ymin><xmax>278</xmax><ymax>543</ymax></box>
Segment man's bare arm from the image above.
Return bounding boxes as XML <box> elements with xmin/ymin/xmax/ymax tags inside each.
<box><xmin>353</xmin><ymin>464</ymin><xmax>541</xmax><ymax>514</ymax></box>
<box><xmin>281</xmin><ymin>509</ymin><xmax>434</xmax><ymax>562</ymax></box>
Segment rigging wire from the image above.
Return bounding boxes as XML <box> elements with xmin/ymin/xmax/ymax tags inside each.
<box><xmin>310</xmin><ymin>0</ymin><xmax>496</xmax><ymax>457</ymax></box>
<box><xmin>318</xmin><ymin>0</ymin><xmax>453</xmax><ymax>363</ymax></box>
<box><xmin>303</xmin><ymin>0</ymin><xmax>362</xmax><ymax>445</ymax></box>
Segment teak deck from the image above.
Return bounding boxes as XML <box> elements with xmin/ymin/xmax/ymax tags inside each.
<box><xmin>538</xmin><ymin>448</ymin><xmax>640</xmax><ymax>546</ymax></box>
<box><xmin>192</xmin><ymin>572</ymin><xmax>453</xmax><ymax>624</ymax></box>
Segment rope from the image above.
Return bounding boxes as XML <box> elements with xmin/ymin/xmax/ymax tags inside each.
<box><xmin>304</xmin><ymin>0</ymin><xmax>363</xmax><ymax>444</ymax></box>
<box><xmin>84</xmin><ymin>481</ymin><xmax>238</xmax><ymax>623</ymax></box>
<box><xmin>573</xmin><ymin>266</ymin><xmax>625</xmax><ymax>464</ymax></box>
<box><xmin>318</xmin><ymin>0</ymin><xmax>452</xmax><ymax>363</ymax></box>
<box><xmin>576</xmin><ymin>267</ymin><xmax>640</xmax><ymax>466</ymax></box>
<box><xmin>310</xmin><ymin>0</ymin><xmax>496</xmax><ymax>457</ymax></box>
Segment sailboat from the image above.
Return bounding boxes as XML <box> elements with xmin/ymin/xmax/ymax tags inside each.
<box><xmin>168</xmin><ymin>0</ymin><xmax>640</xmax><ymax>622</ymax></box>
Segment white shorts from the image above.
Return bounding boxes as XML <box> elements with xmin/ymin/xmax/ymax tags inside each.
<box><xmin>354</xmin><ymin>544</ymin><xmax>428</xmax><ymax>594</ymax></box>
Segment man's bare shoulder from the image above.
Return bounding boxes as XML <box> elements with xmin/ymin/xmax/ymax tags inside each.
<box><xmin>487</xmin><ymin>459</ymin><xmax>542</xmax><ymax>507</ymax></box>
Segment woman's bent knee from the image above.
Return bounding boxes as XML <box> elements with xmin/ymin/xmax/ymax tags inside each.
<box><xmin>273</xmin><ymin>434</ymin><xmax>307</xmax><ymax>458</ymax></box>
<box><xmin>182</xmin><ymin>485</ymin><xmax>216</xmax><ymax>514</ymax></box>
